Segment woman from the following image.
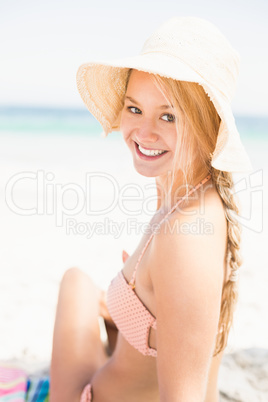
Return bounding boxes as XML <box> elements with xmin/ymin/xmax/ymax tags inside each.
<box><xmin>50</xmin><ymin>17</ymin><xmax>252</xmax><ymax>401</ymax></box>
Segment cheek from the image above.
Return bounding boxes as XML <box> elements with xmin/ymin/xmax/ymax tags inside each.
<box><xmin>171</xmin><ymin>134</ymin><xmax>178</xmax><ymax>151</ymax></box>
<box><xmin>165</xmin><ymin>128</ymin><xmax>178</xmax><ymax>152</ymax></box>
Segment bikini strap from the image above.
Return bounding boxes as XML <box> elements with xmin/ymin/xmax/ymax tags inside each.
<box><xmin>128</xmin><ymin>174</ymin><xmax>212</xmax><ymax>289</ymax></box>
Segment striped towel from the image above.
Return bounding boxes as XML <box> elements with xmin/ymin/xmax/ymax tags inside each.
<box><xmin>0</xmin><ymin>366</ymin><xmax>27</xmax><ymax>401</ymax></box>
<box><xmin>26</xmin><ymin>377</ymin><xmax>49</xmax><ymax>402</ymax></box>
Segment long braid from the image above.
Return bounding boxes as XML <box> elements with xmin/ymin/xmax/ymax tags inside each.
<box><xmin>211</xmin><ymin>168</ymin><xmax>243</xmax><ymax>356</ymax></box>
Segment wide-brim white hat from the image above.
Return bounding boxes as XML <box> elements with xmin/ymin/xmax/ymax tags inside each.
<box><xmin>77</xmin><ymin>17</ymin><xmax>253</xmax><ymax>173</ymax></box>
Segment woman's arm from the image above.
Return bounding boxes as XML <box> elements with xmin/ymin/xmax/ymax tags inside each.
<box><xmin>150</xmin><ymin>205</ymin><xmax>226</xmax><ymax>401</ymax></box>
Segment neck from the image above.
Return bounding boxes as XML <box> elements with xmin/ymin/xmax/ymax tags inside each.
<box><xmin>155</xmin><ymin>166</ymin><xmax>211</xmax><ymax>212</ymax></box>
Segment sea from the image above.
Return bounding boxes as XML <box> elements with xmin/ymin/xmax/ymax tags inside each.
<box><xmin>0</xmin><ymin>105</ymin><xmax>267</xmax><ymax>139</ymax></box>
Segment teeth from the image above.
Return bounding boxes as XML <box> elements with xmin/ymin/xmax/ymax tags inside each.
<box><xmin>138</xmin><ymin>144</ymin><xmax>166</xmax><ymax>156</ymax></box>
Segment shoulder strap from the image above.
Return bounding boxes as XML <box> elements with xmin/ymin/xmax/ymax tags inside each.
<box><xmin>128</xmin><ymin>174</ymin><xmax>212</xmax><ymax>289</ymax></box>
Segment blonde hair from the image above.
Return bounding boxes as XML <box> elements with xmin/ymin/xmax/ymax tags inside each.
<box><xmin>125</xmin><ymin>70</ymin><xmax>243</xmax><ymax>357</ymax></box>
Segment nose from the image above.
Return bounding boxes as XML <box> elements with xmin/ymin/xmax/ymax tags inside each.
<box><xmin>135</xmin><ymin>119</ymin><xmax>159</xmax><ymax>145</ymax></box>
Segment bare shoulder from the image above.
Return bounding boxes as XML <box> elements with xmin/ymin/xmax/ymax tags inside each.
<box><xmin>150</xmin><ymin>183</ymin><xmax>227</xmax><ymax>288</ymax></box>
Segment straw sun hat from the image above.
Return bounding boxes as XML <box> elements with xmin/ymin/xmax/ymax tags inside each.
<box><xmin>77</xmin><ymin>16</ymin><xmax>252</xmax><ymax>173</ymax></box>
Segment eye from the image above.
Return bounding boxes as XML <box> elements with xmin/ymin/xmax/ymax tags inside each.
<box><xmin>127</xmin><ymin>106</ymin><xmax>142</xmax><ymax>115</ymax></box>
<box><xmin>161</xmin><ymin>113</ymin><xmax>175</xmax><ymax>123</ymax></box>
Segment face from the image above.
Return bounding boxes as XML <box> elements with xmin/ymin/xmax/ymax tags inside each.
<box><xmin>120</xmin><ymin>70</ymin><xmax>178</xmax><ymax>178</ymax></box>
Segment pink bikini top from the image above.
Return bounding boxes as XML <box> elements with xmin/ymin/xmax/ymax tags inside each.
<box><xmin>106</xmin><ymin>174</ymin><xmax>212</xmax><ymax>358</ymax></box>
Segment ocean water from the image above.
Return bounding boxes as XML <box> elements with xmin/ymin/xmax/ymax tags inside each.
<box><xmin>0</xmin><ymin>105</ymin><xmax>268</xmax><ymax>139</ymax></box>
<box><xmin>0</xmin><ymin>106</ymin><xmax>102</xmax><ymax>135</ymax></box>
<box><xmin>0</xmin><ymin>106</ymin><xmax>267</xmax><ymax>361</ymax></box>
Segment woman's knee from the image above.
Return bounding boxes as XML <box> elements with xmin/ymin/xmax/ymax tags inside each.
<box><xmin>61</xmin><ymin>267</ymin><xmax>94</xmax><ymax>290</ymax></box>
<box><xmin>59</xmin><ymin>267</ymin><xmax>100</xmax><ymax>309</ymax></box>
<box><xmin>62</xmin><ymin>267</ymin><xmax>84</xmax><ymax>282</ymax></box>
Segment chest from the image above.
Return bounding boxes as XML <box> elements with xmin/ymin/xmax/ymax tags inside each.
<box><xmin>121</xmin><ymin>209</ymin><xmax>167</xmax><ymax>320</ymax></box>
<box><xmin>122</xmin><ymin>231</ymin><xmax>155</xmax><ymax>313</ymax></box>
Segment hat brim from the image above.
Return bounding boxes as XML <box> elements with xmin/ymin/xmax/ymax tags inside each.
<box><xmin>77</xmin><ymin>53</ymin><xmax>205</xmax><ymax>133</ymax></box>
<box><xmin>77</xmin><ymin>53</ymin><xmax>253</xmax><ymax>173</ymax></box>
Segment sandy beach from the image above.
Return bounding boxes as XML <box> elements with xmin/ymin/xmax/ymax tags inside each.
<box><xmin>0</xmin><ymin>129</ymin><xmax>267</xmax><ymax>400</ymax></box>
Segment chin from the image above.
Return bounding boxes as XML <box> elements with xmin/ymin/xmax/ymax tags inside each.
<box><xmin>137</xmin><ymin>170</ymin><xmax>157</xmax><ymax>178</ymax></box>
<box><xmin>132</xmin><ymin>161</ymin><xmax>166</xmax><ymax>178</ymax></box>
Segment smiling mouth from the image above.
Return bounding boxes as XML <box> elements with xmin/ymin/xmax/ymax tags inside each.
<box><xmin>134</xmin><ymin>142</ymin><xmax>168</xmax><ymax>160</ymax></box>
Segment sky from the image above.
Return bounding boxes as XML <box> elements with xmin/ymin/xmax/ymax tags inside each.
<box><xmin>0</xmin><ymin>0</ymin><xmax>267</xmax><ymax>116</ymax></box>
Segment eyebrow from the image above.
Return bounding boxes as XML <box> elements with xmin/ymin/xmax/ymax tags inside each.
<box><xmin>124</xmin><ymin>96</ymin><xmax>173</xmax><ymax>110</ymax></box>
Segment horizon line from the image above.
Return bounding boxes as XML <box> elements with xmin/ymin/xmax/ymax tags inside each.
<box><xmin>0</xmin><ymin>104</ymin><xmax>268</xmax><ymax>119</ymax></box>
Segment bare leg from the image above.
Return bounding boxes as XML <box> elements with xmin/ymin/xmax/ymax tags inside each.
<box><xmin>50</xmin><ymin>267</ymin><xmax>109</xmax><ymax>402</ymax></box>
